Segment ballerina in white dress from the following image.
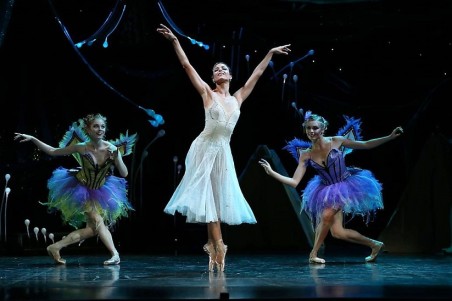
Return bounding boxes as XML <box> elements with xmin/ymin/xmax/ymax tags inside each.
<box><xmin>157</xmin><ymin>23</ymin><xmax>291</xmax><ymax>272</ymax></box>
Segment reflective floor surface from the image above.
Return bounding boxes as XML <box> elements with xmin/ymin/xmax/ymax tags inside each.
<box><xmin>1</xmin><ymin>251</ymin><xmax>451</xmax><ymax>301</ymax></box>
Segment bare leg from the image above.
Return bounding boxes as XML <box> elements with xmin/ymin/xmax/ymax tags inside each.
<box><xmin>85</xmin><ymin>211</ymin><xmax>120</xmax><ymax>265</ymax></box>
<box><xmin>208</xmin><ymin>221</ymin><xmax>222</xmax><ymax>242</ymax></box>
<box><xmin>47</xmin><ymin>226</ymin><xmax>95</xmax><ymax>264</ymax></box>
<box><xmin>207</xmin><ymin>221</ymin><xmax>227</xmax><ymax>272</ymax></box>
<box><xmin>309</xmin><ymin>208</ymin><xmax>338</xmax><ymax>264</ymax></box>
<box><xmin>330</xmin><ymin>211</ymin><xmax>384</xmax><ymax>262</ymax></box>
<box><xmin>97</xmin><ymin>223</ymin><xmax>117</xmax><ymax>255</ymax></box>
<box><xmin>204</xmin><ymin>222</ymin><xmax>218</xmax><ymax>272</ymax></box>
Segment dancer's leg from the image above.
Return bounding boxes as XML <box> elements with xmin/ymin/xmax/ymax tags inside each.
<box><xmin>207</xmin><ymin>221</ymin><xmax>227</xmax><ymax>271</ymax></box>
<box><xmin>204</xmin><ymin>222</ymin><xmax>218</xmax><ymax>271</ymax></box>
<box><xmin>85</xmin><ymin>211</ymin><xmax>120</xmax><ymax>265</ymax></box>
<box><xmin>46</xmin><ymin>221</ymin><xmax>96</xmax><ymax>264</ymax></box>
<box><xmin>330</xmin><ymin>211</ymin><xmax>384</xmax><ymax>262</ymax></box>
<box><xmin>309</xmin><ymin>208</ymin><xmax>338</xmax><ymax>264</ymax></box>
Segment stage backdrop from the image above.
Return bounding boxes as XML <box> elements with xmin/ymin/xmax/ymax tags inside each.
<box><xmin>379</xmin><ymin>133</ymin><xmax>452</xmax><ymax>253</ymax></box>
<box><xmin>223</xmin><ymin>145</ymin><xmax>314</xmax><ymax>253</ymax></box>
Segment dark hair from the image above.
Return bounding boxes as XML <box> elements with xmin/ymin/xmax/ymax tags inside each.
<box><xmin>212</xmin><ymin>62</ymin><xmax>232</xmax><ymax>73</ymax></box>
<box><xmin>211</xmin><ymin>62</ymin><xmax>232</xmax><ymax>84</ymax></box>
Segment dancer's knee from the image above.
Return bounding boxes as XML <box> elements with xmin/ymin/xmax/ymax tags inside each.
<box><xmin>321</xmin><ymin>208</ymin><xmax>338</xmax><ymax>226</ymax></box>
<box><xmin>320</xmin><ymin>214</ymin><xmax>334</xmax><ymax>226</ymax></box>
<box><xmin>330</xmin><ymin>229</ymin><xmax>344</xmax><ymax>239</ymax></box>
<box><xmin>330</xmin><ymin>220</ymin><xmax>348</xmax><ymax>239</ymax></box>
<box><xmin>86</xmin><ymin>213</ymin><xmax>105</xmax><ymax>234</ymax></box>
<box><xmin>68</xmin><ymin>232</ymin><xmax>82</xmax><ymax>243</ymax></box>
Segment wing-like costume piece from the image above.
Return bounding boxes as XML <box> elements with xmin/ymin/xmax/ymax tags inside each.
<box><xmin>336</xmin><ymin>115</ymin><xmax>362</xmax><ymax>156</ymax></box>
<box><xmin>282</xmin><ymin>138</ymin><xmax>311</xmax><ymax>163</ymax></box>
<box><xmin>59</xmin><ymin>121</ymin><xmax>138</xmax><ymax>165</ymax></box>
<box><xmin>109</xmin><ymin>131</ymin><xmax>138</xmax><ymax>157</ymax></box>
<box><xmin>59</xmin><ymin>122</ymin><xmax>90</xmax><ymax>166</ymax></box>
<box><xmin>283</xmin><ymin>115</ymin><xmax>363</xmax><ymax>162</ymax></box>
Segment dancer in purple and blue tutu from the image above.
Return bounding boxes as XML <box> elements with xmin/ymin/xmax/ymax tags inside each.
<box><xmin>259</xmin><ymin>112</ymin><xmax>403</xmax><ymax>264</ymax></box>
<box><xmin>14</xmin><ymin>113</ymin><xmax>137</xmax><ymax>265</ymax></box>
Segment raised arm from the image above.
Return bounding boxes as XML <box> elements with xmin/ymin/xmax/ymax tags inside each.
<box><xmin>339</xmin><ymin>126</ymin><xmax>403</xmax><ymax>150</ymax></box>
<box><xmin>157</xmin><ymin>24</ymin><xmax>210</xmax><ymax>97</ymax></box>
<box><xmin>234</xmin><ymin>44</ymin><xmax>291</xmax><ymax>104</ymax></box>
<box><xmin>14</xmin><ymin>133</ymin><xmax>79</xmax><ymax>156</ymax></box>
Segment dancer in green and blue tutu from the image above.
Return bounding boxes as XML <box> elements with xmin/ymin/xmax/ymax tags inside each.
<box><xmin>15</xmin><ymin>113</ymin><xmax>137</xmax><ymax>265</ymax></box>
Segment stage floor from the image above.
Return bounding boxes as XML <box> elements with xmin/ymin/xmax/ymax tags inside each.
<box><xmin>1</xmin><ymin>251</ymin><xmax>451</xmax><ymax>301</ymax></box>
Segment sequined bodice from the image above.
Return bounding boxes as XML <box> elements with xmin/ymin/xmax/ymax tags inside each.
<box><xmin>308</xmin><ymin>148</ymin><xmax>350</xmax><ymax>185</ymax></box>
<box><xmin>75</xmin><ymin>153</ymin><xmax>114</xmax><ymax>189</ymax></box>
<box><xmin>199</xmin><ymin>98</ymin><xmax>240</xmax><ymax>143</ymax></box>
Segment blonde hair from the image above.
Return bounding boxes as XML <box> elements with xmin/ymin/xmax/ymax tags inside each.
<box><xmin>79</xmin><ymin>113</ymin><xmax>108</xmax><ymax>132</ymax></box>
<box><xmin>302</xmin><ymin>114</ymin><xmax>329</xmax><ymax>131</ymax></box>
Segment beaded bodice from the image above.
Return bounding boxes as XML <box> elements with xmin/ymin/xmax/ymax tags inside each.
<box><xmin>199</xmin><ymin>97</ymin><xmax>240</xmax><ymax>144</ymax></box>
<box><xmin>75</xmin><ymin>153</ymin><xmax>114</xmax><ymax>189</ymax></box>
<box><xmin>308</xmin><ymin>148</ymin><xmax>351</xmax><ymax>185</ymax></box>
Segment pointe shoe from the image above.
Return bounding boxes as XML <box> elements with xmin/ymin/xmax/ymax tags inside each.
<box><xmin>203</xmin><ymin>243</ymin><xmax>216</xmax><ymax>272</ymax></box>
<box><xmin>104</xmin><ymin>251</ymin><xmax>120</xmax><ymax>265</ymax></box>
<box><xmin>214</xmin><ymin>240</ymin><xmax>228</xmax><ymax>272</ymax></box>
<box><xmin>46</xmin><ymin>245</ymin><xmax>66</xmax><ymax>265</ymax></box>
<box><xmin>309</xmin><ymin>256</ymin><xmax>326</xmax><ymax>264</ymax></box>
<box><xmin>365</xmin><ymin>240</ymin><xmax>384</xmax><ymax>262</ymax></box>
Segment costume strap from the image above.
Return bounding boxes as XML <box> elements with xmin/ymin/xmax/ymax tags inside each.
<box><xmin>109</xmin><ymin>131</ymin><xmax>138</xmax><ymax>156</ymax></box>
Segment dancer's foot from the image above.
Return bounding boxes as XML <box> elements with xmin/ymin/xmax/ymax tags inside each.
<box><xmin>309</xmin><ymin>256</ymin><xmax>326</xmax><ymax>264</ymax></box>
<box><xmin>104</xmin><ymin>251</ymin><xmax>120</xmax><ymax>265</ymax></box>
<box><xmin>203</xmin><ymin>242</ymin><xmax>216</xmax><ymax>272</ymax></box>
<box><xmin>365</xmin><ymin>240</ymin><xmax>384</xmax><ymax>262</ymax></box>
<box><xmin>47</xmin><ymin>245</ymin><xmax>66</xmax><ymax>265</ymax></box>
<box><xmin>215</xmin><ymin>240</ymin><xmax>228</xmax><ymax>272</ymax></box>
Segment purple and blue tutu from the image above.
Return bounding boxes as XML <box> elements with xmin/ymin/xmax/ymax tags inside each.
<box><xmin>302</xmin><ymin>167</ymin><xmax>383</xmax><ymax>226</ymax></box>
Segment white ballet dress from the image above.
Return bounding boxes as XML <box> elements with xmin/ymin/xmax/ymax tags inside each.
<box><xmin>164</xmin><ymin>96</ymin><xmax>257</xmax><ymax>225</ymax></box>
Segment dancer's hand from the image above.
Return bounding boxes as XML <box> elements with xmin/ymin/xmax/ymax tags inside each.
<box><xmin>14</xmin><ymin>133</ymin><xmax>33</xmax><ymax>142</ymax></box>
<box><xmin>108</xmin><ymin>145</ymin><xmax>119</xmax><ymax>160</ymax></box>
<box><xmin>391</xmin><ymin>126</ymin><xmax>404</xmax><ymax>139</ymax></box>
<box><xmin>157</xmin><ymin>24</ymin><xmax>177</xmax><ymax>42</ymax></box>
<box><xmin>270</xmin><ymin>44</ymin><xmax>291</xmax><ymax>55</ymax></box>
<box><xmin>259</xmin><ymin>158</ymin><xmax>274</xmax><ymax>175</ymax></box>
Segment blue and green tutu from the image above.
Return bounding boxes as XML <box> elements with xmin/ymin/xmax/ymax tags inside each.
<box><xmin>43</xmin><ymin>167</ymin><xmax>133</xmax><ymax>229</ymax></box>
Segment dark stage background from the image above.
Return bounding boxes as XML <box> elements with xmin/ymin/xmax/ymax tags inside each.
<box><xmin>0</xmin><ymin>0</ymin><xmax>451</xmax><ymax>255</ymax></box>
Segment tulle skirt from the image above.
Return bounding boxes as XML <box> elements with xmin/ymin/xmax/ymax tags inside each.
<box><xmin>43</xmin><ymin>167</ymin><xmax>134</xmax><ymax>229</ymax></box>
<box><xmin>302</xmin><ymin>167</ymin><xmax>383</xmax><ymax>226</ymax></box>
<box><xmin>164</xmin><ymin>136</ymin><xmax>256</xmax><ymax>225</ymax></box>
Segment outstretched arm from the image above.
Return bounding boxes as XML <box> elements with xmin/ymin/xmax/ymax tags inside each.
<box><xmin>259</xmin><ymin>154</ymin><xmax>306</xmax><ymax>188</ymax></box>
<box><xmin>14</xmin><ymin>133</ymin><xmax>79</xmax><ymax>156</ymax></box>
<box><xmin>340</xmin><ymin>126</ymin><xmax>404</xmax><ymax>150</ymax></box>
<box><xmin>234</xmin><ymin>44</ymin><xmax>291</xmax><ymax>104</ymax></box>
<box><xmin>157</xmin><ymin>24</ymin><xmax>210</xmax><ymax>97</ymax></box>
